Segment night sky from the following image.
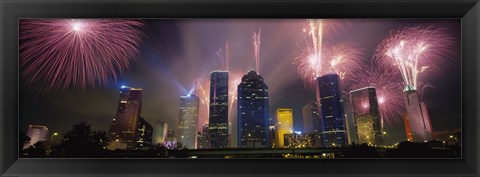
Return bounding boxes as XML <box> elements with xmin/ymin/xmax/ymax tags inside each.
<box><xmin>20</xmin><ymin>19</ymin><xmax>461</xmax><ymax>145</ymax></box>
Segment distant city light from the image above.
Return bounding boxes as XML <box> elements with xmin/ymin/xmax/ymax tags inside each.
<box><xmin>19</xmin><ymin>19</ymin><xmax>460</xmax><ymax>159</ymax></box>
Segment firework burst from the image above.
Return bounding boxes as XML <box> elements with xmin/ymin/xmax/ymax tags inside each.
<box><xmin>195</xmin><ymin>76</ymin><xmax>211</xmax><ymax>129</ymax></box>
<box><xmin>375</xmin><ymin>25</ymin><xmax>455</xmax><ymax>91</ymax></box>
<box><xmin>294</xmin><ymin>42</ymin><xmax>365</xmax><ymax>88</ymax></box>
<box><xmin>295</xmin><ymin>19</ymin><xmax>363</xmax><ymax>88</ymax></box>
<box><xmin>20</xmin><ymin>19</ymin><xmax>145</xmax><ymax>92</ymax></box>
<box><xmin>216</xmin><ymin>42</ymin><xmax>234</xmax><ymax>71</ymax></box>
<box><xmin>252</xmin><ymin>29</ymin><xmax>261</xmax><ymax>74</ymax></box>
<box><xmin>303</xmin><ymin>19</ymin><xmax>352</xmax><ymax>77</ymax></box>
<box><xmin>348</xmin><ymin>64</ymin><xmax>405</xmax><ymax>127</ymax></box>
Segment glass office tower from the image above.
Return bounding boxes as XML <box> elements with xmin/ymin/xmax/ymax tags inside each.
<box><xmin>208</xmin><ymin>71</ymin><xmax>229</xmax><ymax>148</ymax></box>
<box><xmin>237</xmin><ymin>71</ymin><xmax>269</xmax><ymax>148</ymax></box>
<box><xmin>108</xmin><ymin>86</ymin><xmax>142</xmax><ymax>150</ymax></box>
<box><xmin>350</xmin><ymin>87</ymin><xmax>384</xmax><ymax>146</ymax></box>
<box><xmin>275</xmin><ymin>108</ymin><xmax>294</xmax><ymax>148</ymax></box>
<box><xmin>178</xmin><ymin>94</ymin><xmax>200</xmax><ymax>149</ymax></box>
<box><xmin>315</xmin><ymin>74</ymin><xmax>348</xmax><ymax>147</ymax></box>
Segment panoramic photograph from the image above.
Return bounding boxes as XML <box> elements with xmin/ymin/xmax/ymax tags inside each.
<box><xmin>19</xmin><ymin>19</ymin><xmax>461</xmax><ymax>158</ymax></box>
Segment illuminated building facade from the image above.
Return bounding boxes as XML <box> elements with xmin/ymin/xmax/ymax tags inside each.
<box><xmin>315</xmin><ymin>74</ymin><xmax>348</xmax><ymax>147</ymax></box>
<box><xmin>135</xmin><ymin>117</ymin><xmax>153</xmax><ymax>150</ymax></box>
<box><xmin>275</xmin><ymin>108</ymin><xmax>294</xmax><ymax>148</ymax></box>
<box><xmin>178</xmin><ymin>94</ymin><xmax>200</xmax><ymax>149</ymax></box>
<box><xmin>164</xmin><ymin>129</ymin><xmax>177</xmax><ymax>149</ymax></box>
<box><xmin>237</xmin><ymin>71</ymin><xmax>269</xmax><ymax>148</ymax></box>
<box><xmin>153</xmin><ymin>121</ymin><xmax>168</xmax><ymax>145</ymax></box>
<box><xmin>108</xmin><ymin>86</ymin><xmax>142</xmax><ymax>150</ymax></box>
<box><xmin>24</xmin><ymin>125</ymin><xmax>49</xmax><ymax>149</ymax></box>
<box><xmin>302</xmin><ymin>101</ymin><xmax>320</xmax><ymax>134</ymax></box>
<box><xmin>284</xmin><ymin>132</ymin><xmax>314</xmax><ymax>148</ymax></box>
<box><xmin>198</xmin><ymin>124</ymin><xmax>210</xmax><ymax>149</ymax></box>
<box><xmin>208</xmin><ymin>71</ymin><xmax>229</xmax><ymax>148</ymax></box>
<box><xmin>350</xmin><ymin>87</ymin><xmax>384</xmax><ymax>145</ymax></box>
<box><xmin>403</xmin><ymin>87</ymin><xmax>433</xmax><ymax>142</ymax></box>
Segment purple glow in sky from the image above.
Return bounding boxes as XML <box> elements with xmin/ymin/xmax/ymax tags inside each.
<box><xmin>20</xmin><ymin>19</ymin><xmax>461</xmax><ymax>145</ymax></box>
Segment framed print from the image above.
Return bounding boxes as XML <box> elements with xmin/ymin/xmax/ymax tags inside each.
<box><xmin>1</xmin><ymin>0</ymin><xmax>479</xmax><ymax>176</ymax></box>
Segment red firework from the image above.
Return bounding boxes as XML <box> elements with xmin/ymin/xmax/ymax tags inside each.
<box><xmin>20</xmin><ymin>19</ymin><xmax>144</xmax><ymax>92</ymax></box>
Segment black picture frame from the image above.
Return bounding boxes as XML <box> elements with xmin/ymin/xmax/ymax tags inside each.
<box><xmin>1</xmin><ymin>0</ymin><xmax>479</xmax><ymax>176</ymax></box>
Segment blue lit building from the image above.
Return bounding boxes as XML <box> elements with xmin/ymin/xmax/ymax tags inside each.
<box><xmin>237</xmin><ymin>71</ymin><xmax>269</xmax><ymax>148</ymax></box>
<box><xmin>208</xmin><ymin>71</ymin><xmax>229</xmax><ymax>148</ymax></box>
<box><xmin>315</xmin><ymin>74</ymin><xmax>348</xmax><ymax>147</ymax></box>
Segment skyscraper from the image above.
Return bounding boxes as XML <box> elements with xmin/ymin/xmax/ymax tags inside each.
<box><xmin>302</xmin><ymin>101</ymin><xmax>320</xmax><ymax>134</ymax></box>
<box><xmin>315</xmin><ymin>74</ymin><xmax>348</xmax><ymax>147</ymax></box>
<box><xmin>350</xmin><ymin>87</ymin><xmax>384</xmax><ymax>146</ymax></box>
<box><xmin>403</xmin><ymin>87</ymin><xmax>433</xmax><ymax>142</ymax></box>
<box><xmin>208</xmin><ymin>71</ymin><xmax>229</xmax><ymax>148</ymax></box>
<box><xmin>302</xmin><ymin>101</ymin><xmax>322</xmax><ymax>147</ymax></box>
<box><xmin>275</xmin><ymin>108</ymin><xmax>293</xmax><ymax>148</ymax></box>
<box><xmin>178</xmin><ymin>94</ymin><xmax>200</xmax><ymax>149</ymax></box>
<box><xmin>237</xmin><ymin>71</ymin><xmax>269</xmax><ymax>148</ymax></box>
<box><xmin>108</xmin><ymin>86</ymin><xmax>142</xmax><ymax>150</ymax></box>
<box><xmin>24</xmin><ymin>125</ymin><xmax>49</xmax><ymax>149</ymax></box>
<box><xmin>198</xmin><ymin>124</ymin><xmax>210</xmax><ymax>149</ymax></box>
<box><xmin>136</xmin><ymin>117</ymin><xmax>153</xmax><ymax>150</ymax></box>
<box><xmin>153</xmin><ymin>121</ymin><xmax>168</xmax><ymax>145</ymax></box>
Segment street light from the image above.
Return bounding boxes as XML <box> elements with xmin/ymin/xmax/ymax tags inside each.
<box><xmin>382</xmin><ymin>131</ymin><xmax>390</xmax><ymax>145</ymax></box>
<box><xmin>49</xmin><ymin>132</ymin><xmax>59</xmax><ymax>149</ymax></box>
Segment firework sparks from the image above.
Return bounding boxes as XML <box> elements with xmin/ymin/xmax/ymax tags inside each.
<box><xmin>295</xmin><ymin>19</ymin><xmax>363</xmax><ymax>88</ymax></box>
<box><xmin>348</xmin><ymin>65</ymin><xmax>405</xmax><ymax>127</ymax></box>
<box><xmin>375</xmin><ymin>26</ymin><xmax>454</xmax><ymax>91</ymax></box>
<box><xmin>304</xmin><ymin>19</ymin><xmax>351</xmax><ymax>77</ymax></box>
<box><xmin>20</xmin><ymin>19</ymin><xmax>145</xmax><ymax>92</ymax></box>
<box><xmin>216</xmin><ymin>42</ymin><xmax>234</xmax><ymax>71</ymax></box>
<box><xmin>195</xmin><ymin>76</ymin><xmax>211</xmax><ymax>129</ymax></box>
<box><xmin>252</xmin><ymin>29</ymin><xmax>261</xmax><ymax>74</ymax></box>
<box><xmin>308</xmin><ymin>19</ymin><xmax>323</xmax><ymax>76</ymax></box>
<box><xmin>294</xmin><ymin>42</ymin><xmax>365</xmax><ymax>88</ymax></box>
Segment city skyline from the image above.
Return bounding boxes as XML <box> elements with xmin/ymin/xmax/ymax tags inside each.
<box><xmin>20</xmin><ymin>19</ymin><xmax>461</xmax><ymax>148</ymax></box>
